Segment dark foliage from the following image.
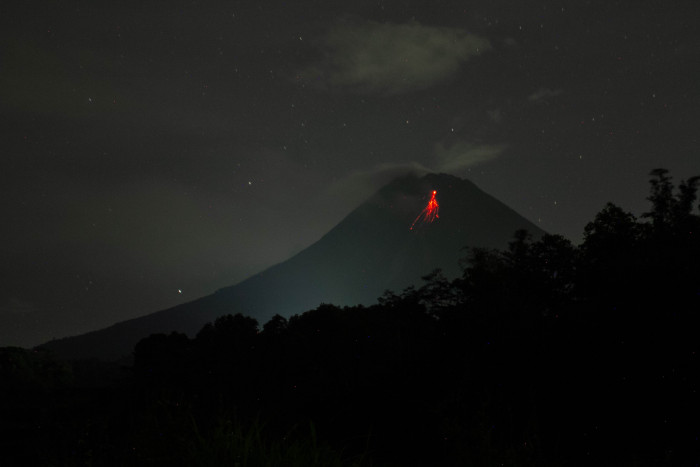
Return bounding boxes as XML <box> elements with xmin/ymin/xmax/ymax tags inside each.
<box><xmin>2</xmin><ymin>170</ymin><xmax>699</xmax><ymax>466</ymax></box>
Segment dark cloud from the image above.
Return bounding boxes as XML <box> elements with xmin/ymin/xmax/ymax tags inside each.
<box><xmin>326</xmin><ymin>161</ymin><xmax>430</xmax><ymax>207</ymax></box>
<box><xmin>324</xmin><ymin>140</ymin><xmax>507</xmax><ymax>206</ymax></box>
<box><xmin>527</xmin><ymin>87</ymin><xmax>563</xmax><ymax>104</ymax></box>
<box><xmin>486</xmin><ymin>109</ymin><xmax>503</xmax><ymax>124</ymax></box>
<box><xmin>434</xmin><ymin>141</ymin><xmax>507</xmax><ymax>173</ymax></box>
<box><xmin>300</xmin><ymin>19</ymin><xmax>491</xmax><ymax>94</ymax></box>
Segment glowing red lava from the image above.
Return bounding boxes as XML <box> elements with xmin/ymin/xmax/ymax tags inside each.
<box><xmin>410</xmin><ymin>190</ymin><xmax>439</xmax><ymax>230</ymax></box>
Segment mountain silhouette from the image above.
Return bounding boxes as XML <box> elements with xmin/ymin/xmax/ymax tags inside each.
<box><xmin>39</xmin><ymin>173</ymin><xmax>546</xmax><ymax>360</ymax></box>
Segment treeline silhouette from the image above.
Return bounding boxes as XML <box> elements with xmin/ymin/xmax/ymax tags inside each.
<box><xmin>2</xmin><ymin>169</ymin><xmax>698</xmax><ymax>466</ymax></box>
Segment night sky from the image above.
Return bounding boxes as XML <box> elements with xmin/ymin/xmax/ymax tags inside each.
<box><xmin>2</xmin><ymin>0</ymin><xmax>699</xmax><ymax>347</ymax></box>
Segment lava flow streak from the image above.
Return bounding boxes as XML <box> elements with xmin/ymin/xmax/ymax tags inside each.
<box><xmin>410</xmin><ymin>190</ymin><xmax>439</xmax><ymax>230</ymax></box>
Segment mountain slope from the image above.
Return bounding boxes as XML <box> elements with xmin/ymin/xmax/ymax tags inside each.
<box><xmin>39</xmin><ymin>173</ymin><xmax>546</xmax><ymax>360</ymax></box>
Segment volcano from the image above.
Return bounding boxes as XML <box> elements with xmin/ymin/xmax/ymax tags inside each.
<box><xmin>39</xmin><ymin>173</ymin><xmax>546</xmax><ymax>360</ymax></box>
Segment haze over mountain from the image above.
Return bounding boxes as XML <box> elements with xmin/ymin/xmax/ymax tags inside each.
<box><xmin>40</xmin><ymin>173</ymin><xmax>545</xmax><ymax>360</ymax></box>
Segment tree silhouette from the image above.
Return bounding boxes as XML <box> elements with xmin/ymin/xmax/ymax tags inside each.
<box><xmin>644</xmin><ymin>167</ymin><xmax>700</xmax><ymax>234</ymax></box>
